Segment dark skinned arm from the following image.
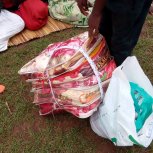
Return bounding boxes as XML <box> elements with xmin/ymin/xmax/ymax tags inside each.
<box><xmin>88</xmin><ymin>0</ymin><xmax>107</xmax><ymax>38</ymax></box>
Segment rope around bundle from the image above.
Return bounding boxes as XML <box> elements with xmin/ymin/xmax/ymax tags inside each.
<box><xmin>45</xmin><ymin>45</ymin><xmax>104</xmax><ymax>108</ymax></box>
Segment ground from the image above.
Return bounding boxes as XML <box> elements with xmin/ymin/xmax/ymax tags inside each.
<box><xmin>0</xmin><ymin>15</ymin><xmax>153</xmax><ymax>153</ymax></box>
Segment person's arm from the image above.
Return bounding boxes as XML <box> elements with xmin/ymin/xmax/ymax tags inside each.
<box><xmin>88</xmin><ymin>0</ymin><xmax>107</xmax><ymax>38</ymax></box>
<box><xmin>92</xmin><ymin>0</ymin><xmax>107</xmax><ymax>16</ymax></box>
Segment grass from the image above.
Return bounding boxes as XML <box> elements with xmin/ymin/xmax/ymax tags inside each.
<box><xmin>0</xmin><ymin>15</ymin><xmax>153</xmax><ymax>153</ymax></box>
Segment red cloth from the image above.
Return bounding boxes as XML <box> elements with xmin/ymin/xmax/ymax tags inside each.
<box><xmin>2</xmin><ymin>0</ymin><xmax>14</xmax><ymax>8</ymax></box>
<box><xmin>15</xmin><ymin>0</ymin><xmax>48</xmax><ymax>30</ymax></box>
<box><xmin>2</xmin><ymin>0</ymin><xmax>25</xmax><ymax>9</ymax></box>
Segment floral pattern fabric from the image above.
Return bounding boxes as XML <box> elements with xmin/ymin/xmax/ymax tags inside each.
<box><xmin>48</xmin><ymin>0</ymin><xmax>95</xmax><ymax>27</ymax></box>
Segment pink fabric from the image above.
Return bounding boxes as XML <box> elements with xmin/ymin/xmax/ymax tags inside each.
<box><xmin>19</xmin><ymin>32</ymin><xmax>116</xmax><ymax>118</ymax></box>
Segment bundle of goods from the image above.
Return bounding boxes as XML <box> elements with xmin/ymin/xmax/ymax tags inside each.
<box><xmin>19</xmin><ymin>32</ymin><xmax>116</xmax><ymax>118</ymax></box>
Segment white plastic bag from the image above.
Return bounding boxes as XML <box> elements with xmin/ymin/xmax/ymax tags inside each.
<box><xmin>90</xmin><ymin>56</ymin><xmax>153</xmax><ymax>147</ymax></box>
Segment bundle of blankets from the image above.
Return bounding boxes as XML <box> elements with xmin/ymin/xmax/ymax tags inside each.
<box><xmin>19</xmin><ymin>32</ymin><xmax>116</xmax><ymax>118</ymax></box>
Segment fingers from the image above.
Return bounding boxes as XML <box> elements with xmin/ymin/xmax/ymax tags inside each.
<box><xmin>88</xmin><ymin>27</ymin><xmax>93</xmax><ymax>38</ymax></box>
<box><xmin>82</xmin><ymin>0</ymin><xmax>88</xmax><ymax>10</ymax></box>
<box><xmin>80</xmin><ymin>6</ymin><xmax>89</xmax><ymax>16</ymax></box>
<box><xmin>149</xmin><ymin>9</ymin><xmax>153</xmax><ymax>15</ymax></box>
<box><xmin>77</xmin><ymin>0</ymin><xmax>89</xmax><ymax>16</ymax></box>
<box><xmin>88</xmin><ymin>27</ymin><xmax>99</xmax><ymax>38</ymax></box>
<box><xmin>149</xmin><ymin>3</ymin><xmax>153</xmax><ymax>15</ymax></box>
<box><xmin>93</xmin><ymin>28</ymin><xmax>99</xmax><ymax>38</ymax></box>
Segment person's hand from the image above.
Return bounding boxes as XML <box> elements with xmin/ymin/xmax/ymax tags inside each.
<box><xmin>149</xmin><ymin>3</ymin><xmax>153</xmax><ymax>15</ymax></box>
<box><xmin>77</xmin><ymin>0</ymin><xmax>89</xmax><ymax>16</ymax></box>
<box><xmin>88</xmin><ymin>12</ymin><xmax>102</xmax><ymax>38</ymax></box>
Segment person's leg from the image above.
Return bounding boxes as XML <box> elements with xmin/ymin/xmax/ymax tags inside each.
<box><xmin>109</xmin><ymin>0</ymin><xmax>152</xmax><ymax>66</ymax></box>
<box><xmin>99</xmin><ymin>7</ymin><xmax>112</xmax><ymax>49</ymax></box>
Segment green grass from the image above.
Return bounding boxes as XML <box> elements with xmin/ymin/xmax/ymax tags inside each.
<box><xmin>0</xmin><ymin>16</ymin><xmax>153</xmax><ymax>153</ymax></box>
